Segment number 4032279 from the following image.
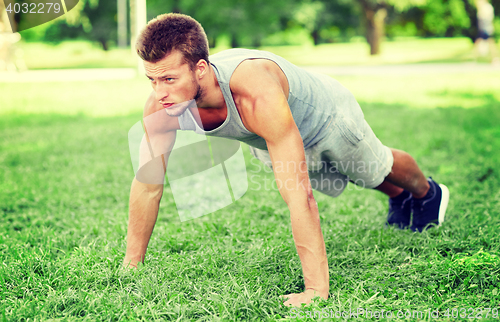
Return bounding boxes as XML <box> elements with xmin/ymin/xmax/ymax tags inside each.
<box><xmin>442</xmin><ymin>308</ymin><xmax>499</xmax><ymax>319</ymax></box>
<box><xmin>5</xmin><ymin>2</ymin><xmax>61</xmax><ymax>14</ymax></box>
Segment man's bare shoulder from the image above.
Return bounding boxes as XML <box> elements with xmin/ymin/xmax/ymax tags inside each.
<box><xmin>230</xmin><ymin>59</ymin><xmax>287</xmax><ymax>95</ymax></box>
<box><xmin>228</xmin><ymin>59</ymin><xmax>292</xmax><ymax>138</ymax></box>
<box><xmin>143</xmin><ymin>91</ymin><xmax>180</xmax><ymax>131</ymax></box>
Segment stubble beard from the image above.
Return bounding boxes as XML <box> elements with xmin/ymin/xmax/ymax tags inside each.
<box><xmin>165</xmin><ymin>83</ymin><xmax>203</xmax><ymax>117</ymax></box>
<box><xmin>193</xmin><ymin>84</ymin><xmax>204</xmax><ymax>106</ymax></box>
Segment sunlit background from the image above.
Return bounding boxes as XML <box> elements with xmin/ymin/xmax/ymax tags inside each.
<box><xmin>1</xmin><ymin>0</ymin><xmax>500</xmax><ymax>116</ymax></box>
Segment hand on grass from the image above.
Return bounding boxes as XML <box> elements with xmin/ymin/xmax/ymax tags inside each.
<box><xmin>282</xmin><ymin>289</ymin><xmax>328</xmax><ymax>307</ymax></box>
<box><xmin>122</xmin><ymin>258</ymin><xmax>138</xmax><ymax>269</ymax></box>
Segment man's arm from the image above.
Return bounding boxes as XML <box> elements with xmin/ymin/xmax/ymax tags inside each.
<box><xmin>231</xmin><ymin>61</ymin><xmax>329</xmax><ymax>306</ymax></box>
<box><xmin>123</xmin><ymin>93</ymin><xmax>178</xmax><ymax>268</ymax></box>
<box><xmin>123</xmin><ymin>177</ymin><xmax>164</xmax><ymax>268</ymax></box>
<box><xmin>122</xmin><ymin>134</ymin><xmax>175</xmax><ymax>268</ymax></box>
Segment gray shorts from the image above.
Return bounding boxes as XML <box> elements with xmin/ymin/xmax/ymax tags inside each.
<box><xmin>249</xmin><ymin>112</ymin><xmax>394</xmax><ymax>198</ymax></box>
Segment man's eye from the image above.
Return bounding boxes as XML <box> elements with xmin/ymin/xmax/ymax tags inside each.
<box><xmin>166</xmin><ymin>78</ymin><xmax>175</xmax><ymax>82</ymax></box>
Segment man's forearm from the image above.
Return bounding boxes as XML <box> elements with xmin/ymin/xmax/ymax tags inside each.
<box><xmin>289</xmin><ymin>204</ymin><xmax>329</xmax><ymax>297</ymax></box>
<box><xmin>264</xmin><ymin>133</ymin><xmax>330</xmax><ymax>297</ymax></box>
<box><xmin>123</xmin><ymin>178</ymin><xmax>163</xmax><ymax>267</ymax></box>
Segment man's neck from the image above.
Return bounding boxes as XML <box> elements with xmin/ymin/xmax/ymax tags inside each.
<box><xmin>195</xmin><ymin>65</ymin><xmax>225</xmax><ymax>110</ymax></box>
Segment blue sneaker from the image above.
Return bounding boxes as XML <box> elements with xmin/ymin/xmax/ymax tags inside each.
<box><xmin>386</xmin><ymin>190</ymin><xmax>412</xmax><ymax>229</ymax></box>
<box><xmin>410</xmin><ymin>178</ymin><xmax>449</xmax><ymax>232</ymax></box>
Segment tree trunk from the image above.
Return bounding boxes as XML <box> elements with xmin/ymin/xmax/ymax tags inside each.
<box><xmin>172</xmin><ymin>0</ymin><xmax>181</xmax><ymax>13</ymax></box>
<box><xmin>252</xmin><ymin>36</ymin><xmax>262</xmax><ymax>48</ymax></box>
<box><xmin>117</xmin><ymin>0</ymin><xmax>128</xmax><ymax>47</ymax></box>
<box><xmin>312</xmin><ymin>29</ymin><xmax>320</xmax><ymax>45</ymax></box>
<box><xmin>99</xmin><ymin>39</ymin><xmax>109</xmax><ymax>51</ymax></box>
<box><xmin>208</xmin><ymin>36</ymin><xmax>216</xmax><ymax>48</ymax></box>
<box><xmin>231</xmin><ymin>33</ymin><xmax>239</xmax><ymax>48</ymax></box>
<box><xmin>364</xmin><ymin>7</ymin><xmax>387</xmax><ymax>55</ymax></box>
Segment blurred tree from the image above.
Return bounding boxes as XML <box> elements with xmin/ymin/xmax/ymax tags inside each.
<box><xmin>292</xmin><ymin>0</ymin><xmax>325</xmax><ymax>44</ymax></box>
<box><xmin>229</xmin><ymin>0</ymin><xmax>297</xmax><ymax>47</ymax></box>
<box><xmin>83</xmin><ymin>0</ymin><xmax>118</xmax><ymax>50</ymax></box>
<box><xmin>146</xmin><ymin>0</ymin><xmax>297</xmax><ymax>48</ymax></box>
<box><xmin>399</xmin><ymin>0</ymin><xmax>500</xmax><ymax>41</ymax></box>
<box><xmin>291</xmin><ymin>0</ymin><xmax>360</xmax><ymax>45</ymax></box>
<box><xmin>352</xmin><ymin>0</ymin><xmax>428</xmax><ymax>55</ymax></box>
<box><xmin>17</xmin><ymin>0</ymin><xmax>122</xmax><ymax>49</ymax></box>
<box><xmin>117</xmin><ymin>0</ymin><xmax>127</xmax><ymax>47</ymax></box>
<box><xmin>421</xmin><ymin>0</ymin><xmax>471</xmax><ymax>36</ymax></box>
<box><xmin>11</xmin><ymin>0</ymin><xmax>494</xmax><ymax>53</ymax></box>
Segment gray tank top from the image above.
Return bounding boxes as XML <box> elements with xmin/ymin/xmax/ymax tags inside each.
<box><xmin>178</xmin><ymin>48</ymin><xmax>358</xmax><ymax>150</ymax></box>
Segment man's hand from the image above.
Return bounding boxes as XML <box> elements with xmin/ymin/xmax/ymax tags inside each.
<box><xmin>122</xmin><ymin>257</ymin><xmax>138</xmax><ymax>269</ymax></box>
<box><xmin>282</xmin><ymin>289</ymin><xmax>328</xmax><ymax>307</ymax></box>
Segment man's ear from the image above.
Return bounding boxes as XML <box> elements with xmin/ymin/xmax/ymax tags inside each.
<box><xmin>195</xmin><ymin>59</ymin><xmax>208</xmax><ymax>79</ymax></box>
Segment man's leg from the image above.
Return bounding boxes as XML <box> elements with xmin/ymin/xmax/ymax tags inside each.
<box><xmin>375</xmin><ymin>148</ymin><xmax>429</xmax><ymax>198</ymax></box>
<box><xmin>312</xmin><ymin>105</ymin><xmax>449</xmax><ymax>231</ymax></box>
<box><xmin>376</xmin><ymin>148</ymin><xmax>449</xmax><ymax>231</ymax></box>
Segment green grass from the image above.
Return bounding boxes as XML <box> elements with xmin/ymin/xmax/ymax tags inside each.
<box><xmin>1</xmin><ymin>69</ymin><xmax>500</xmax><ymax>321</ymax></box>
<box><xmin>18</xmin><ymin>41</ymin><xmax>137</xmax><ymax>70</ymax></box>
<box><xmin>261</xmin><ymin>37</ymin><xmax>486</xmax><ymax>66</ymax></box>
<box><xmin>18</xmin><ymin>37</ymin><xmax>499</xmax><ymax>69</ymax></box>
<box><xmin>0</xmin><ymin>79</ymin><xmax>151</xmax><ymax>117</ymax></box>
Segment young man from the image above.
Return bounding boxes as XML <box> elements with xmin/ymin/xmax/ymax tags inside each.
<box><xmin>123</xmin><ymin>13</ymin><xmax>450</xmax><ymax>307</ymax></box>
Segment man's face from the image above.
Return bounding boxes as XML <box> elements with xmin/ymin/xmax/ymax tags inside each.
<box><xmin>144</xmin><ymin>50</ymin><xmax>202</xmax><ymax>117</ymax></box>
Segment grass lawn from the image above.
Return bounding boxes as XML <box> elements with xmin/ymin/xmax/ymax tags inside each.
<box><xmin>260</xmin><ymin>37</ymin><xmax>484</xmax><ymax>66</ymax></box>
<box><xmin>1</xmin><ymin>66</ymin><xmax>500</xmax><ymax>320</ymax></box>
<box><xmin>17</xmin><ymin>41</ymin><xmax>137</xmax><ymax>70</ymax></box>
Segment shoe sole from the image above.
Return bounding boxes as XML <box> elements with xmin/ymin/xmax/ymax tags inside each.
<box><xmin>437</xmin><ymin>184</ymin><xmax>449</xmax><ymax>226</ymax></box>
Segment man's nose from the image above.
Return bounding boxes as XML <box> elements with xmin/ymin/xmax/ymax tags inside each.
<box><xmin>155</xmin><ymin>82</ymin><xmax>169</xmax><ymax>102</ymax></box>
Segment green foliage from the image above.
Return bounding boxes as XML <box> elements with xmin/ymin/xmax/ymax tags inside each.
<box><xmin>386</xmin><ymin>21</ymin><xmax>419</xmax><ymax>37</ymax></box>
<box><xmin>496</xmin><ymin>17</ymin><xmax>500</xmax><ymax>38</ymax></box>
<box><xmin>294</xmin><ymin>1</ymin><xmax>325</xmax><ymax>33</ymax></box>
<box><xmin>387</xmin><ymin>0</ymin><xmax>428</xmax><ymax>11</ymax></box>
<box><xmin>155</xmin><ymin>0</ymin><xmax>296</xmax><ymax>47</ymax></box>
<box><xmin>261</xmin><ymin>26</ymin><xmax>314</xmax><ymax>46</ymax></box>
<box><xmin>146</xmin><ymin>0</ymin><xmax>286</xmax><ymax>47</ymax></box>
<box><xmin>83</xmin><ymin>0</ymin><xmax>117</xmax><ymax>50</ymax></box>
<box><xmin>422</xmin><ymin>0</ymin><xmax>471</xmax><ymax>36</ymax></box>
<box><xmin>43</xmin><ymin>20</ymin><xmax>85</xmax><ymax>43</ymax></box>
<box><xmin>17</xmin><ymin>0</ymin><xmax>119</xmax><ymax>49</ymax></box>
<box><xmin>392</xmin><ymin>0</ymin><xmax>500</xmax><ymax>40</ymax></box>
<box><xmin>13</xmin><ymin>0</ymin><xmax>500</xmax><ymax>50</ymax></box>
<box><xmin>290</xmin><ymin>0</ymin><xmax>361</xmax><ymax>44</ymax></box>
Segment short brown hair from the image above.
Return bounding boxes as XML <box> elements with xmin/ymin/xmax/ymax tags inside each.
<box><xmin>136</xmin><ymin>13</ymin><xmax>209</xmax><ymax>69</ymax></box>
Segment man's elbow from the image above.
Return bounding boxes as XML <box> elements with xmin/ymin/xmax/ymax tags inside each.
<box><xmin>284</xmin><ymin>195</ymin><xmax>319</xmax><ymax>216</ymax></box>
<box><xmin>284</xmin><ymin>181</ymin><xmax>319</xmax><ymax>215</ymax></box>
<box><xmin>306</xmin><ymin>184</ymin><xmax>318</xmax><ymax>212</ymax></box>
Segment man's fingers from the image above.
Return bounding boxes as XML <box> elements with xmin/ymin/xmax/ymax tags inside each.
<box><xmin>281</xmin><ymin>291</ymin><xmax>320</xmax><ymax>307</ymax></box>
<box><xmin>280</xmin><ymin>293</ymin><xmax>296</xmax><ymax>300</ymax></box>
<box><xmin>283</xmin><ymin>297</ymin><xmax>302</xmax><ymax>307</ymax></box>
<box><xmin>281</xmin><ymin>293</ymin><xmax>304</xmax><ymax>307</ymax></box>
